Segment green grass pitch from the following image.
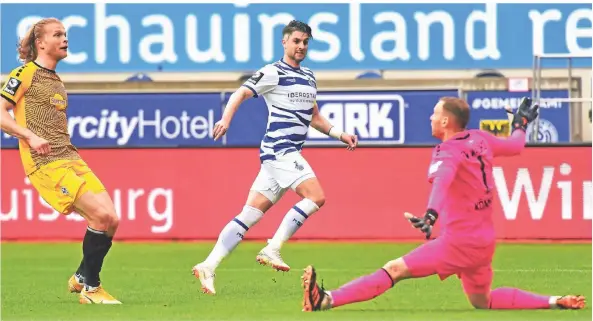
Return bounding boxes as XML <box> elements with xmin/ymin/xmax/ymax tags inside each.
<box><xmin>1</xmin><ymin>241</ymin><xmax>591</xmax><ymax>321</ymax></box>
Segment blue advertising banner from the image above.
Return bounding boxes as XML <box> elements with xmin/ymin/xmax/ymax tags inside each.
<box><xmin>1</xmin><ymin>90</ymin><xmax>454</xmax><ymax>148</ymax></box>
<box><xmin>466</xmin><ymin>90</ymin><xmax>570</xmax><ymax>143</ymax></box>
<box><xmin>2</xmin><ymin>3</ymin><xmax>591</xmax><ymax>73</ymax></box>
<box><xmin>1</xmin><ymin>93</ymin><xmax>223</xmax><ymax>148</ymax></box>
<box><xmin>0</xmin><ymin>89</ymin><xmax>572</xmax><ymax>148</ymax></box>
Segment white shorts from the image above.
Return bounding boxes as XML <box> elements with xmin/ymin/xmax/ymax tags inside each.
<box><xmin>250</xmin><ymin>153</ymin><xmax>316</xmax><ymax>204</ymax></box>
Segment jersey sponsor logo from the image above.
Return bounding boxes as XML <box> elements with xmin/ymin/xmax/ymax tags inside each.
<box><xmin>286</xmin><ymin>92</ymin><xmax>316</xmax><ymax>99</ymax></box>
<box><xmin>479</xmin><ymin>119</ymin><xmax>510</xmax><ymax>137</ymax></box>
<box><xmin>247</xmin><ymin>72</ymin><xmax>264</xmax><ymax>85</ymax></box>
<box><xmin>2</xmin><ymin>77</ymin><xmax>21</xmax><ymax>96</ymax></box>
<box><xmin>287</xmin><ymin>91</ymin><xmax>316</xmax><ymax>103</ymax></box>
<box><xmin>50</xmin><ymin>94</ymin><xmax>67</xmax><ymax>111</ymax></box>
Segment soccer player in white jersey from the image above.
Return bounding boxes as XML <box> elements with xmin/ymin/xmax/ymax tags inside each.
<box><xmin>191</xmin><ymin>20</ymin><xmax>358</xmax><ymax>295</ymax></box>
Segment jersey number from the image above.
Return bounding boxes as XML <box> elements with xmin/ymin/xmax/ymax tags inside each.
<box><xmin>477</xmin><ymin>155</ymin><xmax>490</xmax><ymax>193</ymax></box>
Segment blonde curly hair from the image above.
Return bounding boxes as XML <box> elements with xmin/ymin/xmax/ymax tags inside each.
<box><xmin>17</xmin><ymin>17</ymin><xmax>62</xmax><ymax>63</ymax></box>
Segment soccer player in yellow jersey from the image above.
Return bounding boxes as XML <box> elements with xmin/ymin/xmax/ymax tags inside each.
<box><xmin>0</xmin><ymin>18</ymin><xmax>121</xmax><ymax>304</ymax></box>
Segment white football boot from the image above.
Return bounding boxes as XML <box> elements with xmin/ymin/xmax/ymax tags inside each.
<box><xmin>192</xmin><ymin>263</ymin><xmax>216</xmax><ymax>295</ymax></box>
<box><xmin>256</xmin><ymin>245</ymin><xmax>290</xmax><ymax>272</ymax></box>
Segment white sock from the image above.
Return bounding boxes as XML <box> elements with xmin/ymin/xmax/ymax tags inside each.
<box><xmin>268</xmin><ymin>198</ymin><xmax>319</xmax><ymax>249</ymax></box>
<box><xmin>84</xmin><ymin>285</ymin><xmax>99</xmax><ymax>292</ymax></box>
<box><xmin>203</xmin><ymin>205</ymin><xmax>264</xmax><ymax>269</ymax></box>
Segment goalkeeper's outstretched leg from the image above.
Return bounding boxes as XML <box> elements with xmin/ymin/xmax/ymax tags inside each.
<box><xmin>302</xmin><ymin>237</ymin><xmax>585</xmax><ymax>311</ymax></box>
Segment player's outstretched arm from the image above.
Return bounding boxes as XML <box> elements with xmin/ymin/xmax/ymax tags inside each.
<box><xmin>483</xmin><ymin>98</ymin><xmax>539</xmax><ymax>158</ymax></box>
<box><xmin>0</xmin><ymin>97</ymin><xmax>50</xmax><ymax>155</ymax></box>
<box><xmin>212</xmin><ymin>86</ymin><xmax>254</xmax><ymax>141</ymax></box>
<box><xmin>310</xmin><ymin>102</ymin><xmax>358</xmax><ymax>150</ymax></box>
<box><xmin>483</xmin><ymin>130</ymin><xmax>526</xmax><ymax>157</ymax></box>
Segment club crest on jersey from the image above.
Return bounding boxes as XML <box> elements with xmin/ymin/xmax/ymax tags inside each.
<box><xmin>50</xmin><ymin>94</ymin><xmax>67</xmax><ymax>111</ymax></box>
<box><xmin>308</xmin><ymin>78</ymin><xmax>316</xmax><ymax>88</ymax></box>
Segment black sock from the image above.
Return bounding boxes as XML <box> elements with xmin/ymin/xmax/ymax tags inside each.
<box><xmin>76</xmin><ymin>235</ymin><xmax>113</xmax><ymax>283</ymax></box>
<box><xmin>75</xmin><ymin>258</ymin><xmax>84</xmax><ymax>280</ymax></box>
<box><xmin>76</xmin><ymin>227</ymin><xmax>86</xmax><ymax>281</ymax></box>
<box><xmin>83</xmin><ymin>226</ymin><xmax>111</xmax><ymax>288</ymax></box>
<box><xmin>100</xmin><ymin>236</ymin><xmax>113</xmax><ymax>279</ymax></box>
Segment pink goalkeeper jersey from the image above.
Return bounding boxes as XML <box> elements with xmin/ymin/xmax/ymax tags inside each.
<box><xmin>426</xmin><ymin>129</ymin><xmax>526</xmax><ymax>247</ymax></box>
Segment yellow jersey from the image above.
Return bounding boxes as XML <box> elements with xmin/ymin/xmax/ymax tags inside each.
<box><xmin>1</xmin><ymin>61</ymin><xmax>80</xmax><ymax>175</ymax></box>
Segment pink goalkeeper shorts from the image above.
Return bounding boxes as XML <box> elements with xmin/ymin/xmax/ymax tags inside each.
<box><xmin>402</xmin><ymin>237</ymin><xmax>495</xmax><ymax>294</ymax></box>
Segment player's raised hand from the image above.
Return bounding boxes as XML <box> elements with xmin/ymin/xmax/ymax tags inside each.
<box><xmin>506</xmin><ymin>97</ymin><xmax>539</xmax><ymax>132</ymax></box>
<box><xmin>404</xmin><ymin>210</ymin><xmax>438</xmax><ymax>240</ymax></box>
<box><xmin>27</xmin><ymin>134</ymin><xmax>51</xmax><ymax>156</ymax></box>
<box><xmin>212</xmin><ymin>119</ymin><xmax>230</xmax><ymax>141</ymax></box>
<box><xmin>340</xmin><ymin>133</ymin><xmax>358</xmax><ymax>151</ymax></box>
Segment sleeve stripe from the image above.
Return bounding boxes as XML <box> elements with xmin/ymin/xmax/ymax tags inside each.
<box><xmin>1</xmin><ymin>93</ymin><xmax>16</xmax><ymax>106</ymax></box>
<box><xmin>241</xmin><ymin>84</ymin><xmax>258</xmax><ymax>98</ymax></box>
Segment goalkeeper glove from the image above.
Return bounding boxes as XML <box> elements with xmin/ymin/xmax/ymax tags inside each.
<box><xmin>407</xmin><ymin>209</ymin><xmax>439</xmax><ymax>240</ymax></box>
<box><xmin>506</xmin><ymin>97</ymin><xmax>539</xmax><ymax>132</ymax></box>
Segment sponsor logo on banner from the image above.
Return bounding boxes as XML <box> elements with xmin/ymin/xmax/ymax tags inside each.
<box><xmin>307</xmin><ymin>93</ymin><xmax>405</xmax><ymax>145</ymax></box>
<box><xmin>65</xmin><ymin>108</ymin><xmax>217</xmax><ymax>145</ymax></box>
<box><xmin>471</xmin><ymin>97</ymin><xmax>564</xmax><ymax>110</ymax></box>
<box><xmin>492</xmin><ymin>161</ymin><xmax>592</xmax><ymax>222</ymax></box>
<box><xmin>480</xmin><ymin>119</ymin><xmax>511</xmax><ymax>137</ymax></box>
<box><xmin>526</xmin><ymin>118</ymin><xmax>559</xmax><ymax>143</ymax></box>
<box><xmin>1</xmin><ymin>147</ymin><xmax>590</xmax><ymax>241</ymax></box>
<box><xmin>466</xmin><ymin>90</ymin><xmax>570</xmax><ymax>143</ymax></box>
<box><xmin>1</xmin><ymin>175</ymin><xmax>174</xmax><ymax>234</ymax></box>
<box><xmin>2</xmin><ymin>3</ymin><xmax>591</xmax><ymax>73</ymax></box>
<box><xmin>2</xmin><ymin>93</ymin><xmax>223</xmax><ymax>148</ymax></box>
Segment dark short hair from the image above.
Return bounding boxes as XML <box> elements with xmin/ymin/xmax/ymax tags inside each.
<box><xmin>440</xmin><ymin>97</ymin><xmax>470</xmax><ymax>129</ymax></box>
<box><xmin>282</xmin><ymin>20</ymin><xmax>313</xmax><ymax>39</ymax></box>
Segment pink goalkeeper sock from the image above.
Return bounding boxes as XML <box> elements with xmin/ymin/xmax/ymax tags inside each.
<box><xmin>330</xmin><ymin>268</ymin><xmax>394</xmax><ymax>308</ymax></box>
<box><xmin>489</xmin><ymin>287</ymin><xmax>551</xmax><ymax>309</ymax></box>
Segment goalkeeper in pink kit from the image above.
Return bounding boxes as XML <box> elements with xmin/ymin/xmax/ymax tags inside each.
<box><xmin>301</xmin><ymin>97</ymin><xmax>586</xmax><ymax>312</ymax></box>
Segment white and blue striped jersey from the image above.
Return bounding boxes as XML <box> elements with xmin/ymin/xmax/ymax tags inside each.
<box><xmin>242</xmin><ymin>59</ymin><xmax>317</xmax><ymax>163</ymax></box>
